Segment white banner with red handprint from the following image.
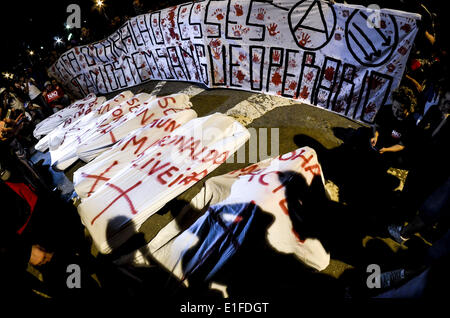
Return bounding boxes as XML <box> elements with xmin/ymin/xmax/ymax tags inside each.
<box><xmin>77</xmin><ymin>113</ymin><xmax>250</xmax><ymax>254</ymax></box>
<box><xmin>48</xmin><ymin>0</ymin><xmax>419</xmax><ymax>124</ymax></box>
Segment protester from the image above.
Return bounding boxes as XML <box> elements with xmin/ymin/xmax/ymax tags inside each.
<box><xmin>369</xmin><ymin>86</ymin><xmax>418</xmax><ymax>168</ymax></box>
<box><xmin>132</xmin><ymin>0</ymin><xmax>147</xmax><ymax>15</ymax></box>
<box><xmin>394</xmin><ymin>86</ymin><xmax>450</xmax><ymax>218</ymax></box>
<box><xmin>79</xmin><ymin>26</ymin><xmax>94</xmax><ymax>45</ymax></box>
<box><xmin>42</xmin><ymin>80</ymin><xmax>71</xmax><ymax>113</ymax></box>
<box><xmin>388</xmin><ymin>176</ymin><xmax>449</xmax><ymax>243</ymax></box>
<box><xmin>20</xmin><ymin>76</ymin><xmax>52</xmax><ymax>117</ymax></box>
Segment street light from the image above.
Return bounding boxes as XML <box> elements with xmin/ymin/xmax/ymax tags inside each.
<box><xmin>55</xmin><ymin>37</ymin><xmax>63</xmax><ymax>46</ymax></box>
<box><xmin>28</xmin><ymin>50</ymin><xmax>34</xmax><ymax>56</ymax></box>
<box><xmin>94</xmin><ymin>0</ymin><xmax>109</xmax><ymax>20</ymax></box>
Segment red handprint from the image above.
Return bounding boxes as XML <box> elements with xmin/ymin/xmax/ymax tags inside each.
<box><xmin>271</xmin><ymin>71</ymin><xmax>282</xmax><ymax>86</ymax></box>
<box><xmin>232</xmin><ymin>25</ymin><xmax>249</xmax><ymax>37</ymax></box>
<box><xmin>364</xmin><ymin>102</ymin><xmax>377</xmax><ymax>115</ymax></box>
<box><xmin>267</xmin><ymin>23</ymin><xmax>279</xmax><ymax>36</ymax></box>
<box><xmin>212</xmin><ymin>47</ymin><xmax>222</xmax><ymax>60</ymax></box>
<box><xmin>272</xmin><ymin>50</ymin><xmax>281</xmax><ymax>62</ymax></box>
<box><xmin>288</xmin><ymin>59</ymin><xmax>297</xmax><ymax>69</ymax></box>
<box><xmin>210</xmin><ymin>38</ymin><xmax>221</xmax><ymax>48</ymax></box>
<box><xmin>238</xmin><ymin>52</ymin><xmax>247</xmax><ymax>62</ymax></box>
<box><xmin>213</xmin><ymin>8</ymin><xmax>224</xmax><ymax>20</ymax></box>
<box><xmin>335</xmin><ymin>100</ymin><xmax>345</xmax><ymax>113</ymax></box>
<box><xmin>324</xmin><ymin>66</ymin><xmax>335</xmax><ymax>81</ymax></box>
<box><xmin>299</xmin><ymin>86</ymin><xmax>309</xmax><ymax>99</ymax></box>
<box><xmin>401</xmin><ymin>23</ymin><xmax>411</xmax><ymax>33</ymax></box>
<box><xmin>370</xmin><ymin>77</ymin><xmax>383</xmax><ymax>90</ymax></box>
<box><xmin>235</xmin><ymin>70</ymin><xmax>245</xmax><ymax>83</ymax></box>
<box><xmin>234</xmin><ymin>4</ymin><xmax>243</xmax><ymax>16</ymax></box>
<box><xmin>398</xmin><ymin>46</ymin><xmax>407</xmax><ymax>55</ymax></box>
<box><xmin>256</xmin><ymin>8</ymin><xmax>266</xmax><ymax>21</ymax></box>
<box><xmin>194</xmin><ymin>3</ymin><xmax>201</xmax><ymax>14</ymax></box>
<box><xmin>252</xmin><ymin>53</ymin><xmax>261</xmax><ymax>64</ymax></box>
<box><xmin>289</xmin><ymin>81</ymin><xmax>297</xmax><ymax>91</ymax></box>
<box><xmin>299</xmin><ymin>33</ymin><xmax>311</xmax><ymax>46</ymax></box>
<box><xmin>387</xmin><ymin>63</ymin><xmax>396</xmax><ymax>72</ymax></box>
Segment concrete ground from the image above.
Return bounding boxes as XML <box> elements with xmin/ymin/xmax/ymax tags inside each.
<box><xmin>30</xmin><ymin>79</ymin><xmax>421</xmax><ymax>300</ymax></box>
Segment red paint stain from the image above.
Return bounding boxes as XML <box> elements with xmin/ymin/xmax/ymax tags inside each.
<box><xmin>271</xmin><ymin>72</ymin><xmax>282</xmax><ymax>86</ymax></box>
<box><xmin>299</xmin><ymin>86</ymin><xmax>309</xmax><ymax>99</ymax></box>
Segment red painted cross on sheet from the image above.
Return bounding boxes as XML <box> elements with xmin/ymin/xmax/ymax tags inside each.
<box><xmin>81</xmin><ymin>160</ymin><xmax>119</xmax><ymax>197</ymax></box>
<box><xmin>90</xmin><ymin>180</ymin><xmax>143</xmax><ymax>225</ymax></box>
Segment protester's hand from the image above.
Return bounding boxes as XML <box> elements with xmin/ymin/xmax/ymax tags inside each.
<box><xmin>29</xmin><ymin>245</ymin><xmax>54</xmax><ymax>266</ymax></box>
<box><xmin>379</xmin><ymin>147</ymin><xmax>387</xmax><ymax>154</ymax></box>
<box><xmin>370</xmin><ymin>136</ymin><xmax>378</xmax><ymax>147</ymax></box>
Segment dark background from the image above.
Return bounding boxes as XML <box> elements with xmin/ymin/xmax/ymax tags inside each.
<box><xmin>0</xmin><ymin>0</ymin><xmax>186</xmax><ymax>73</ymax></box>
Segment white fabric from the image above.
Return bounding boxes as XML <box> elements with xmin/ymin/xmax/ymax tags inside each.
<box><xmin>75</xmin><ymin>93</ymin><xmax>191</xmax><ymax>162</ymax></box>
<box><xmin>48</xmin><ymin>92</ymin><xmax>136</xmax><ymax>169</ymax></box>
<box><xmin>115</xmin><ymin>147</ymin><xmax>330</xmax><ymax>285</ymax></box>
<box><xmin>77</xmin><ymin>113</ymin><xmax>250</xmax><ymax>254</ymax></box>
<box><xmin>73</xmin><ymin>109</ymin><xmax>197</xmax><ymax>199</ymax></box>
<box><xmin>33</xmin><ymin>93</ymin><xmax>97</xmax><ymax>139</ymax></box>
<box><xmin>27</xmin><ymin>81</ymin><xmax>41</xmax><ymax>100</ymax></box>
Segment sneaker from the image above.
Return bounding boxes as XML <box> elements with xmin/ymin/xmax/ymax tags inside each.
<box><xmin>380</xmin><ymin>269</ymin><xmax>406</xmax><ymax>289</ymax></box>
<box><xmin>387</xmin><ymin>224</ymin><xmax>409</xmax><ymax>244</ymax></box>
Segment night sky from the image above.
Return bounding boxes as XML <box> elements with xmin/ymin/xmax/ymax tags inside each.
<box><xmin>0</xmin><ymin>0</ymin><xmax>150</xmax><ymax>72</ymax></box>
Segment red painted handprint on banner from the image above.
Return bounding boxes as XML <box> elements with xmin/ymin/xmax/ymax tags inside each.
<box><xmin>234</xmin><ymin>4</ymin><xmax>243</xmax><ymax>16</ymax></box>
<box><xmin>267</xmin><ymin>23</ymin><xmax>279</xmax><ymax>36</ymax></box>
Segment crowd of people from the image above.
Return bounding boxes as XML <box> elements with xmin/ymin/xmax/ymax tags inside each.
<box><xmin>0</xmin><ymin>0</ymin><xmax>448</xmax><ymax>302</ymax></box>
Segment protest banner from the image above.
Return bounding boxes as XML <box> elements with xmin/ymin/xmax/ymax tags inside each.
<box><xmin>48</xmin><ymin>0</ymin><xmax>420</xmax><ymax>123</ymax></box>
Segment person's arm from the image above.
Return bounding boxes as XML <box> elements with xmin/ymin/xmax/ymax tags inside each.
<box><xmin>379</xmin><ymin>144</ymin><xmax>405</xmax><ymax>154</ymax></box>
<box><xmin>22</xmin><ymin>82</ymin><xmax>29</xmax><ymax>95</ymax></box>
<box><xmin>29</xmin><ymin>245</ymin><xmax>54</xmax><ymax>266</ymax></box>
<box><xmin>371</xmin><ymin>130</ymin><xmax>379</xmax><ymax>147</ymax></box>
<box><xmin>405</xmin><ymin>74</ymin><xmax>424</xmax><ymax>92</ymax></box>
<box><xmin>425</xmin><ymin>30</ymin><xmax>436</xmax><ymax>46</ymax></box>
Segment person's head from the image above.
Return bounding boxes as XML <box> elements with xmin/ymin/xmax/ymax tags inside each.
<box><xmin>51</xmin><ymin>78</ymin><xmax>58</xmax><ymax>87</ymax></box>
<box><xmin>44</xmin><ymin>81</ymin><xmax>53</xmax><ymax>91</ymax></box>
<box><xmin>391</xmin><ymin>86</ymin><xmax>417</xmax><ymax>120</ymax></box>
<box><xmin>111</xmin><ymin>16</ymin><xmax>121</xmax><ymax>27</ymax></box>
<box><xmin>81</xmin><ymin>27</ymin><xmax>90</xmax><ymax>37</ymax></box>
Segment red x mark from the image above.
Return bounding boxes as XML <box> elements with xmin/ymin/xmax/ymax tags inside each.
<box><xmin>81</xmin><ymin>160</ymin><xmax>119</xmax><ymax>197</ymax></box>
<box><xmin>90</xmin><ymin>180</ymin><xmax>142</xmax><ymax>225</ymax></box>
